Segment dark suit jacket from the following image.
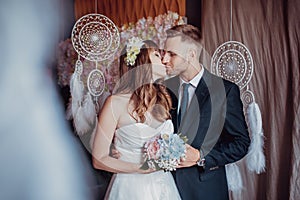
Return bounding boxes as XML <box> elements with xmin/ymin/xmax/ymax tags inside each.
<box><xmin>165</xmin><ymin>69</ymin><xmax>250</xmax><ymax>200</ymax></box>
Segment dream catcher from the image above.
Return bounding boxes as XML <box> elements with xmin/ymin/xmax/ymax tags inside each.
<box><xmin>68</xmin><ymin>5</ymin><xmax>120</xmax><ymax>137</ymax></box>
<box><xmin>210</xmin><ymin>0</ymin><xmax>265</xmax><ymax>193</ymax></box>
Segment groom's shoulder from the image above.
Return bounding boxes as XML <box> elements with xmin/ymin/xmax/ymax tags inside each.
<box><xmin>205</xmin><ymin>70</ymin><xmax>237</xmax><ymax>89</ymax></box>
<box><xmin>162</xmin><ymin>76</ymin><xmax>180</xmax><ymax>95</ymax></box>
<box><xmin>164</xmin><ymin>75</ymin><xmax>179</xmax><ymax>86</ymax></box>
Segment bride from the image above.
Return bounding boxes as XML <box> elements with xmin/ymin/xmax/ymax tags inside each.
<box><xmin>92</xmin><ymin>38</ymin><xmax>181</xmax><ymax>200</ymax></box>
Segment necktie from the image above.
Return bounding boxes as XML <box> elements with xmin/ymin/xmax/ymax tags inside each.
<box><xmin>179</xmin><ymin>83</ymin><xmax>190</xmax><ymax>125</ymax></box>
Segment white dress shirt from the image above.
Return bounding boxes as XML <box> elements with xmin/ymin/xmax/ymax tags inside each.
<box><xmin>178</xmin><ymin>67</ymin><xmax>204</xmax><ymax>114</ymax></box>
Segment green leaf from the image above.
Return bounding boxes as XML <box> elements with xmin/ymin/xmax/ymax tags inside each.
<box><xmin>153</xmin><ymin>162</ymin><xmax>161</xmax><ymax>170</ymax></box>
<box><xmin>140</xmin><ymin>161</ymin><xmax>150</xmax><ymax>170</ymax></box>
<box><xmin>178</xmin><ymin>133</ymin><xmax>188</xmax><ymax>143</ymax></box>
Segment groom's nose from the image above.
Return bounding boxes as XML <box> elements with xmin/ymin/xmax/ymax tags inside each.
<box><xmin>162</xmin><ymin>52</ymin><xmax>170</xmax><ymax>65</ymax></box>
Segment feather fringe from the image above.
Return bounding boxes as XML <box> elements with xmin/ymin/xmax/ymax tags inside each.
<box><xmin>226</xmin><ymin>163</ymin><xmax>243</xmax><ymax>192</ymax></box>
<box><xmin>66</xmin><ymin>97</ymin><xmax>73</xmax><ymax>120</ymax></box>
<box><xmin>69</xmin><ymin>70</ymin><xmax>96</xmax><ymax>136</ymax></box>
<box><xmin>70</xmin><ymin>73</ymin><xmax>84</xmax><ymax>103</ymax></box>
<box><xmin>89</xmin><ymin>121</ymin><xmax>98</xmax><ymax>149</ymax></box>
<box><xmin>82</xmin><ymin>92</ymin><xmax>97</xmax><ymax>125</ymax></box>
<box><xmin>73</xmin><ymin>106</ymin><xmax>92</xmax><ymax>136</ymax></box>
<box><xmin>246</xmin><ymin>134</ymin><xmax>266</xmax><ymax>173</ymax></box>
<box><xmin>69</xmin><ymin>72</ymin><xmax>84</xmax><ymax>119</ymax></box>
<box><xmin>246</xmin><ymin>102</ymin><xmax>266</xmax><ymax>174</ymax></box>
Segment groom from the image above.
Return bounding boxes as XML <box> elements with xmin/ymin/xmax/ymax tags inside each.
<box><xmin>162</xmin><ymin>24</ymin><xmax>250</xmax><ymax>200</ymax></box>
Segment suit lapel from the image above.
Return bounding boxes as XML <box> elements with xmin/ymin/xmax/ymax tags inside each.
<box><xmin>165</xmin><ymin>76</ymin><xmax>180</xmax><ymax>132</ymax></box>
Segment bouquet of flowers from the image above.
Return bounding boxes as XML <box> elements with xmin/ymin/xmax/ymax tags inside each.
<box><xmin>141</xmin><ymin>133</ymin><xmax>188</xmax><ymax>171</ymax></box>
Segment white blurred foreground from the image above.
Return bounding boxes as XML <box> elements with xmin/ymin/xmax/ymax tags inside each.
<box><xmin>0</xmin><ymin>1</ymin><xmax>97</xmax><ymax>199</ymax></box>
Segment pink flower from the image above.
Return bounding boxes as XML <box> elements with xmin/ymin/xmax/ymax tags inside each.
<box><xmin>145</xmin><ymin>136</ymin><xmax>161</xmax><ymax>159</ymax></box>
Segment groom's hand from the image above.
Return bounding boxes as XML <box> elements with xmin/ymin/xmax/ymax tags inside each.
<box><xmin>177</xmin><ymin>144</ymin><xmax>200</xmax><ymax>168</ymax></box>
<box><xmin>110</xmin><ymin>136</ymin><xmax>121</xmax><ymax>159</ymax></box>
<box><xmin>111</xmin><ymin>148</ymin><xmax>121</xmax><ymax>159</ymax></box>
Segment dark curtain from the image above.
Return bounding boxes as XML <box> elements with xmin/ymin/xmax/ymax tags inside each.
<box><xmin>201</xmin><ymin>0</ymin><xmax>300</xmax><ymax>199</ymax></box>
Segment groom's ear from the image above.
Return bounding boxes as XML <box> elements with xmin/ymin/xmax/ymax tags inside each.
<box><xmin>187</xmin><ymin>47</ymin><xmax>197</xmax><ymax>61</ymax></box>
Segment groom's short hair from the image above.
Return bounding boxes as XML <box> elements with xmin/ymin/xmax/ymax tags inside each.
<box><xmin>166</xmin><ymin>24</ymin><xmax>202</xmax><ymax>45</ymax></box>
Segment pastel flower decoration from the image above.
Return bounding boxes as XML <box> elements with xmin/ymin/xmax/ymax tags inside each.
<box><xmin>141</xmin><ymin>132</ymin><xmax>188</xmax><ymax>171</ymax></box>
<box><xmin>124</xmin><ymin>37</ymin><xmax>144</xmax><ymax>66</ymax></box>
<box><xmin>56</xmin><ymin>11</ymin><xmax>186</xmax><ymax>115</ymax></box>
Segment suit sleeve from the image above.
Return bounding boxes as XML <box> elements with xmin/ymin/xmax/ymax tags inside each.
<box><xmin>204</xmin><ymin>83</ymin><xmax>250</xmax><ymax>169</ymax></box>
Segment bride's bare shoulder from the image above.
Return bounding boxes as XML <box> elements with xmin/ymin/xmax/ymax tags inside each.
<box><xmin>105</xmin><ymin>93</ymin><xmax>131</xmax><ymax>107</ymax></box>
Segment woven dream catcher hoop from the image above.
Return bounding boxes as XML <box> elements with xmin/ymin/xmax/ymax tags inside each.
<box><xmin>211</xmin><ymin>41</ymin><xmax>253</xmax><ymax>90</ymax></box>
<box><xmin>211</xmin><ymin>40</ymin><xmax>257</xmax><ymax>106</ymax></box>
<box><xmin>68</xmin><ymin>13</ymin><xmax>120</xmax><ymax>136</ymax></box>
<box><xmin>210</xmin><ymin>0</ymin><xmax>265</xmax><ymax>193</ymax></box>
<box><xmin>72</xmin><ymin>13</ymin><xmax>120</xmax><ymax>97</ymax></box>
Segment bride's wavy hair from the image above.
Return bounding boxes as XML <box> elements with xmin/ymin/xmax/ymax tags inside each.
<box><xmin>114</xmin><ymin>40</ymin><xmax>172</xmax><ymax>122</ymax></box>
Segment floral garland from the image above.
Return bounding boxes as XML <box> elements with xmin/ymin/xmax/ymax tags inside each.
<box><xmin>124</xmin><ymin>37</ymin><xmax>145</xmax><ymax>66</ymax></box>
<box><xmin>56</xmin><ymin>11</ymin><xmax>186</xmax><ymax>93</ymax></box>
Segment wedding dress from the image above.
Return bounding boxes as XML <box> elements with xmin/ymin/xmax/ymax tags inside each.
<box><xmin>104</xmin><ymin>119</ymin><xmax>181</xmax><ymax>200</ymax></box>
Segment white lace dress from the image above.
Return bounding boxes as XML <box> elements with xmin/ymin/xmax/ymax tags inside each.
<box><xmin>104</xmin><ymin>120</ymin><xmax>181</xmax><ymax>200</ymax></box>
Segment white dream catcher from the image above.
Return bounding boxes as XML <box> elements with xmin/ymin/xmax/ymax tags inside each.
<box><xmin>68</xmin><ymin>11</ymin><xmax>120</xmax><ymax>137</ymax></box>
<box><xmin>210</xmin><ymin>0</ymin><xmax>265</xmax><ymax>193</ymax></box>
